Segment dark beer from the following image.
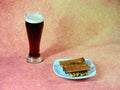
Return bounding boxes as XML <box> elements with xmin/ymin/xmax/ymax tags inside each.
<box><xmin>25</xmin><ymin>12</ymin><xmax>44</xmax><ymax>63</ymax></box>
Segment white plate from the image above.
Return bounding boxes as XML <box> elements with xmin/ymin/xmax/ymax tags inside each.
<box><xmin>53</xmin><ymin>58</ymin><xmax>96</xmax><ymax>79</ymax></box>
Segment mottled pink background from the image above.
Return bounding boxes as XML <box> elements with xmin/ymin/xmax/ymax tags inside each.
<box><xmin>0</xmin><ymin>0</ymin><xmax>120</xmax><ymax>90</ymax></box>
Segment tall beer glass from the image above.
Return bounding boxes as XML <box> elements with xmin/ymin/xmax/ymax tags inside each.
<box><xmin>25</xmin><ymin>12</ymin><xmax>44</xmax><ymax>63</ymax></box>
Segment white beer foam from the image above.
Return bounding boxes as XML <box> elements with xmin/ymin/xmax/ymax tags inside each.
<box><xmin>25</xmin><ymin>12</ymin><xmax>44</xmax><ymax>23</ymax></box>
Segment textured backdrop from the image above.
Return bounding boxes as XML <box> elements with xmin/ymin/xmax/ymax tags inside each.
<box><xmin>0</xmin><ymin>0</ymin><xmax>120</xmax><ymax>90</ymax></box>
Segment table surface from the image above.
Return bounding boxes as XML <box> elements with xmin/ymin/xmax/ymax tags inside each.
<box><xmin>0</xmin><ymin>0</ymin><xmax>120</xmax><ymax>90</ymax></box>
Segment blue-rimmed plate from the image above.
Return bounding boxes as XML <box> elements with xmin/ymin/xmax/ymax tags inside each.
<box><xmin>53</xmin><ymin>58</ymin><xmax>96</xmax><ymax>79</ymax></box>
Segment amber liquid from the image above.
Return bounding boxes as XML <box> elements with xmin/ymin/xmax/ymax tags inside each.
<box><xmin>25</xmin><ymin>21</ymin><xmax>44</xmax><ymax>57</ymax></box>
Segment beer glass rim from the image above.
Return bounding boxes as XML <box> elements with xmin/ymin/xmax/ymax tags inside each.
<box><xmin>25</xmin><ymin>12</ymin><xmax>44</xmax><ymax>24</ymax></box>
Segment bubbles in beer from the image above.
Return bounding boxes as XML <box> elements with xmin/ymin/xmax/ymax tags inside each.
<box><xmin>25</xmin><ymin>12</ymin><xmax>44</xmax><ymax>23</ymax></box>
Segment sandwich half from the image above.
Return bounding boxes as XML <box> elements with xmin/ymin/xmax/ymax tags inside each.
<box><xmin>59</xmin><ymin>57</ymin><xmax>91</xmax><ymax>77</ymax></box>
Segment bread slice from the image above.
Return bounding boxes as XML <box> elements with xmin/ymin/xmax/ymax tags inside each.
<box><xmin>60</xmin><ymin>57</ymin><xmax>85</xmax><ymax>67</ymax></box>
<box><xmin>63</xmin><ymin>62</ymin><xmax>90</xmax><ymax>73</ymax></box>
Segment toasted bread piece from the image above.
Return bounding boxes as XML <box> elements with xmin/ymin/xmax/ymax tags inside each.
<box><xmin>60</xmin><ymin>57</ymin><xmax>85</xmax><ymax>67</ymax></box>
<box><xmin>63</xmin><ymin>62</ymin><xmax>90</xmax><ymax>73</ymax></box>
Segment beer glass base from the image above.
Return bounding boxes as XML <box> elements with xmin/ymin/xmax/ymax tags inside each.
<box><xmin>26</xmin><ymin>56</ymin><xmax>43</xmax><ymax>64</ymax></box>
